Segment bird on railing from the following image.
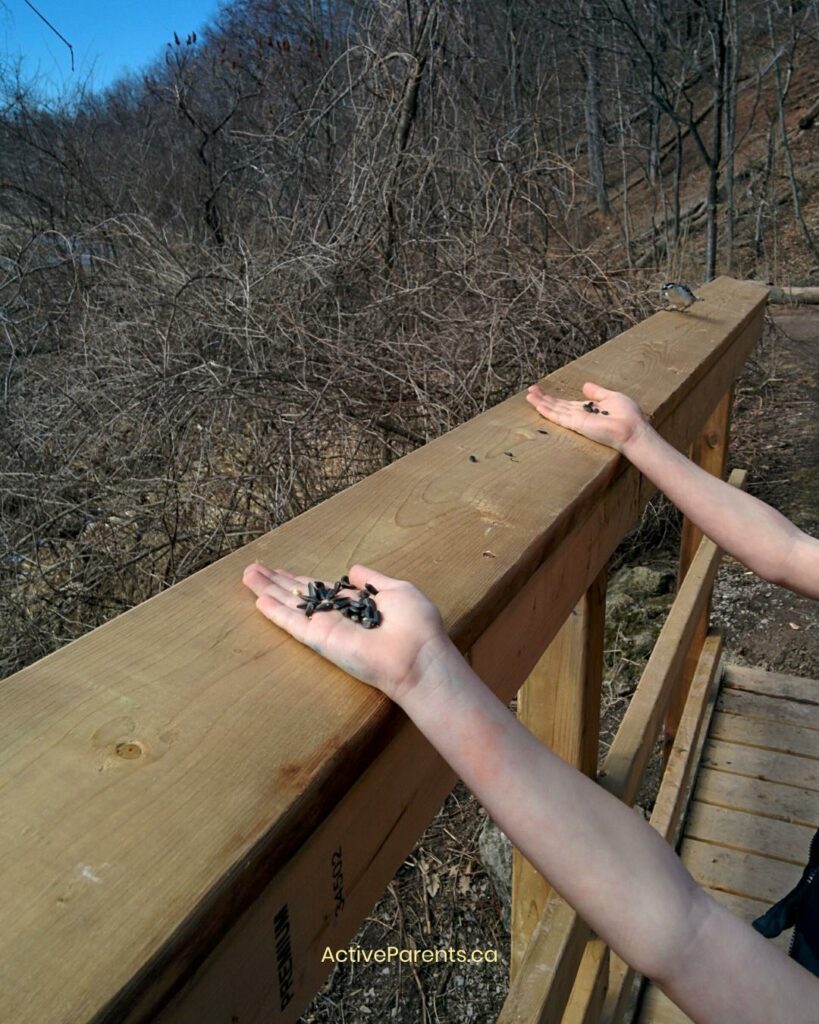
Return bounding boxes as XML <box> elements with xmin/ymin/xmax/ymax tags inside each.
<box><xmin>660</xmin><ymin>282</ymin><xmax>702</xmax><ymax>312</ymax></box>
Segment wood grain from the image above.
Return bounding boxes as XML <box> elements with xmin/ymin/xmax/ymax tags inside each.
<box><xmin>723</xmin><ymin>663</ymin><xmax>819</xmax><ymax>705</ymax></box>
<box><xmin>692</xmin><ymin>766</ymin><xmax>819</xmax><ymax>827</ymax></box>
<box><xmin>599</xmin><ymin>632</ymin><xmax>723</xmax><ymax>1024</ymax></box>
<box><xmin>666</xmin><ymin>387</ymin><xmax>732</xmax><ymax>759</ymax></box>
<box><xmin>511</xmin><ymin>568</ymin><xmax>605</xmax><ymax>978</ymax></box>
<box><xmin>708</xmin><ymin>711</ymin><xmax>819</xmax><ymax>760</ymax></box>
<box><xmin>0</xmin><ymin>277</ymin><xmax>767</xmax><ymax>1023</ymax></box>
<box><xmin>684</xmin><ymin>801</ymin><xmax>817</xmax><ymax>864</ymax></box>
<box><xmin>700</xmin><ymin>737</ymin><xmax>819</xmax><ymax>791</ymax></box>
<box><xmin>677</xmin><ymin>838</ymin><xmax>802</xmax><ymax>903</ymax></box>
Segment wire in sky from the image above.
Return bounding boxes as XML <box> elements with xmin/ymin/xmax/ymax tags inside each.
<box><xmin>21</xmin><ymin>0</ymin><xmax>75</xmax><ymax>71</ymax></box>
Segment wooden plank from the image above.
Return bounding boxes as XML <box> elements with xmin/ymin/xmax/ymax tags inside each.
<box><xmin>0</xmin><ymin>278</ymin><xmax>768</xmax><ymax>1024</ymax></box>
<box><xmin>684</xmin><ymin>801</ymin><xmax>817</xmax><ymax>864</ymax></box>
<box><xmin>599</xmin><ymin>480</ymin><xmax>743</xmax><ymax>808</ymax></box>
<box><xmin>667</xmin><ymin>387</ymin><xmax>733</xmax><ymax>760</ymax></box>
<box><xmin>562</xmin><ymin>940</ymin><xmax>609</xmax><ymax>1024</ymax></box>
<box><xmin>648</xmin><ymin>634</ymin><xmax>724</xmax><ymax>844</ymax></box>
<box><xmin>701</xmin><ymin>737</ymin><xmax>819</xmax><ymax>791</ymax></box>
<box><xmin>723</xmin><ymin>664</ymin><xmax>819</xmax><ymax>705</ymax></box>
<box><xmin>676</xmin><ymin>390</ymin><xmax>733</xmax><ymax>583</ymax></box>
<box><xmin>511</xmin><ymin>569</ymin><xmax>606</xmax><ymax>979</ymax></box>
<box><xmin>717</xmin><ymin>688</ymin><xmax>819</xmax><ymax>731</ymax></box>
<box><xmin>692</xmin><ymin>766</ymin><xmax>819</xmax><ymax>828</ymax></box>
<box><xmin>497</xmin><ymin>897</ymin><xmax>591</xmax><ymax>1024</ymax></box>
<box><xmin>637</xmin><ymin>985</ymin><xmax>694</xmax><ymax>1024</ymax></box>
<box><xmin>155</xmin><ymin>715</ymin><xmax>459</xmax><ymax>1024</ymax></box>
<box><xmin>678</xmin><ymin>838</ymin><xmax>803</xmax><ymax>903</ymax></box>
<box><xmin>601</xmin><ymin>634</ymin><xmax>723</xmax><ymax>1024</ymax></box>
<box><xmin>709</xmin><ymin>711</ymin><xmax>819</xmax><ymax>760</ymax></box>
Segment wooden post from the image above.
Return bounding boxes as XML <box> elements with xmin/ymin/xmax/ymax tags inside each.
<box><xmin>510</xmin><ymin>566</ymin><xmax>606</xmax><ymax>980</ymax></box>
<box><xmin>664</xmin><ymin>387</ymin><xmax>733</xmax><ymax>762</ymax></box>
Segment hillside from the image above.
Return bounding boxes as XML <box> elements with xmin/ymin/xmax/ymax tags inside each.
<box><xmin>1</xmin><ymin>2</ymin><xmax>818</xmax><ymax>1022</ymax></box>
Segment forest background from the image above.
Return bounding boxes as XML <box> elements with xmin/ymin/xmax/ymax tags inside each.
<box><xmin>1</xmin><ymin>1</ymin><xmax>818</xmax><ymax>1021</ymax></box>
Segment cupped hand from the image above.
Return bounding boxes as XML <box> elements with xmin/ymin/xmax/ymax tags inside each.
<box><xmin>526</xmin><ymin>381</ymin><xmax>648</xmax><ymax>452</ymax></box>
<box><xmin>242</xmin><ymin>562</ymin><xmax>454</xmax><ymax>705</ymax></box>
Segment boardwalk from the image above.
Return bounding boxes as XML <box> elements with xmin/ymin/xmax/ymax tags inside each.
<box><xmin>637</xmin><ymin>664</ymin><xmax>819</xmax><ymax>1023</ymax></box>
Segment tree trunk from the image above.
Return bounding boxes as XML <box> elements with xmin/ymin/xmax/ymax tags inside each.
<box><xmin>768</xmin><ymin>6</ymin><xmax>819</xmax><ymax>263</ymax></box>
<box><xmin>583</xmin><ymin>4</ymin><xmax>610</xmax><ymax>215</ymax></box>
<box><xmin>705</xmin><ymin>4</ymin><xmax>726</xmax><ymax>282</ymax></box>
<box><xmin>722</xmin><ymin>0</ymin><xmax>740</xmax><ymax>272</ymax></box>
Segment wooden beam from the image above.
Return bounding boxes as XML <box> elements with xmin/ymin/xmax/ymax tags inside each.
<box><xmin>602</xmin><ymin>632</ymin><xmax>724</xmax><ymax>1024</ymax></box>
<box><xmin>563</xmin><ymin>941</ymin><xmax>609</xmax><ymax>1024</ymax></box>
<box><xmin>511</xmin><ymin>568</ymin><xmax>606</xmax><ymax>979</ymax></box>
<box><xmin>498</xmin><ymin>897</ymin><xmax>591</xmax><ymax>1024</ymax></box>
<box><xmin>599</xmin><ymin>471</ymin><xmax>744</xmax><ymax>807</ymax></box>
<box><xmin>496</xmin><ymin>581</ymin><xmax>727</xmax><ymax>1023</ymax></box>
<box><xmin>0</xmin><ymin>279</ymin><xmax>767</xmax><ymax>1024</ymax></box>
<box><xmin>666</xmin><ymin>387</ymin><xmax>733</xmax><ymax>760</ymax></box>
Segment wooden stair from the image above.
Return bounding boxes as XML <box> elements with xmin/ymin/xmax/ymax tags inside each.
<box><xmin>636</xmin><ymin>664</ymin><xmax>819</xmax><ymax>1023</ymax></box>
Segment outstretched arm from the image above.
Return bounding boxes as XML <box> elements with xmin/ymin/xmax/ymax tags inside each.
<box><xmin>243</xmin><ymin>562</ymin><xmax>819</xmax><ymax>1024</ymax></box>
<box><xmin>527</xmin><ymin>382</ymin><xmax>819</xmax><ymax>599</ymax></box>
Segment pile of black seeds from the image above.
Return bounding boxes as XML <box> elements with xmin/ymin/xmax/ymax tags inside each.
<box><xmin>583</xmin><ymin>400</ymin><xmax>610</xmax><ymax>416</ymax></box>
<box><xmin>296</xmin><ymin>575</ymin><xmax>382</xmax><ymax>628</ymax></box>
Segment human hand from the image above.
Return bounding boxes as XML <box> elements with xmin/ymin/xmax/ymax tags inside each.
<box><xmin>526</xmin><ymin>381</ymin><xmax>649</xmax><ymax>452</ymax></box>
<box><xmin>242</xmin><ymin>562</ymin><xmax>455</xmax><ymax>705</ymax></box>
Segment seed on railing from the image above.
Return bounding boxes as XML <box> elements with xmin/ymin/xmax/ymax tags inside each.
<box><xmin>469</xmin><ymin>454</ymin><xmax>478</xmax><ymax>462</ymax></box>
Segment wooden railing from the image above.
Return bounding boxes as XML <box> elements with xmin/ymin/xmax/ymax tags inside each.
<box><xmin>0</xmin><ymin>277</ymin><xmax>768</xmax><ymax>1024</ymax></box>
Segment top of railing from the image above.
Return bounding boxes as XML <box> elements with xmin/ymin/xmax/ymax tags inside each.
<box><xmin>0</xmin><ymin>277</ymin><xmax>768</xmax><ymax>1023</ymax></box>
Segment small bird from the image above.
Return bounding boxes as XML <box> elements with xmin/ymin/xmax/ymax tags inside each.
<box><xmin>661</xmin><ymin>282</ymin><xmax>701</xmax><ymax>312</ymax></box>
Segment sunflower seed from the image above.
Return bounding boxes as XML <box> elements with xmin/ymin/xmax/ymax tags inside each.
<box><xmin>295</xmin><ymin>573</ymin><xmax>383</xmax><ymax>628</ymax></box>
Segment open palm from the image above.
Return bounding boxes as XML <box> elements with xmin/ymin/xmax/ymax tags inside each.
<box><xmin>242</xmin><ymin>562</ymin><xmax>452</xmax><ymax>704</ymax></box>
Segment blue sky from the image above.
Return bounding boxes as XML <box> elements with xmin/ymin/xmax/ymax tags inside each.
<box><xmin>2</xmin><ymin>1</ymin><xmax>222</xmax><ymax>96</ymax></box>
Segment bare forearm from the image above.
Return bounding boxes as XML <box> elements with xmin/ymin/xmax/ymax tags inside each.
<box><xmin>400</xmin><ymin>644</ymin><xmax>819</xmax><ymax>1022</ymax></box>
<box><xmin>623</xmin><ymin>425</ymin><xmax>819</xmax><ymax>597</ymax></box>
<box><xmin>399</xmin><ymin>644</ymin><xmax>707</xmax><ymax>981</ymax></box>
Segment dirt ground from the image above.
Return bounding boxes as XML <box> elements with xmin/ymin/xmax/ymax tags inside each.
<box><xmin>711</xmin><ymin>307</ymin><xmax>819</xmax><ymax>677</ymax></box>
<box><xmin>300</xmin><ymin>307</ymin><xmax>819</xmax><ymax>1024</ymax></box>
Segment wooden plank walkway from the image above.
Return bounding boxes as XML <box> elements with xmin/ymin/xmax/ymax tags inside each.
<box><xmin>637</xmin><ymin>664</ymin><xmax>819</xmax><ymax>1023</ymax></box>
